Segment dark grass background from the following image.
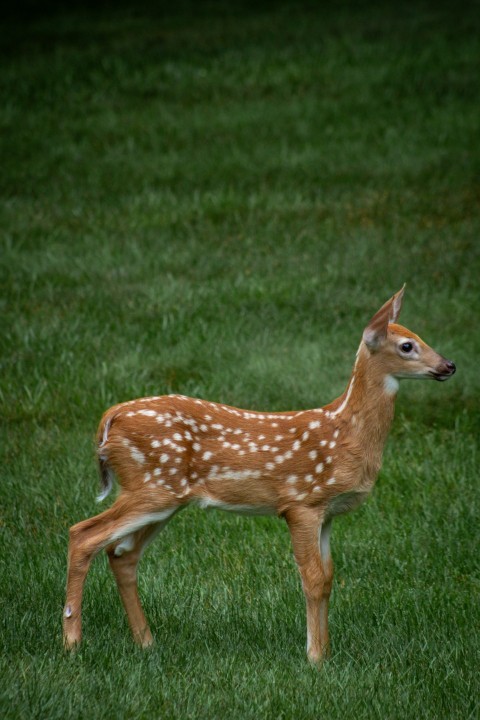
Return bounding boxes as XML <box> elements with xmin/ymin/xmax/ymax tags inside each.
<box><xmin>1</xmin><ymin>1</ymin><xmax>479</xmax><ymax>718</ymax></box>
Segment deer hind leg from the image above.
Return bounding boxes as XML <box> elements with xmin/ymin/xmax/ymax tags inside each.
<box><xmin>318</xmin><ymin>519</ymin><xmax>333</xmax><ymax>659</ymax></box>
<box><xmin>106</xmin><ymin>514</ymin><xmax>176</xmax><ymax>647</ymax></box>
<box><xmin>63</xmin><ymin>492</ymin><xmax>178</xmax><ymax>650</ymax></box>
<box><xmin>285</xmin><ymin>507</ymin><xmax>331</xmax><ymax>665</ymax></box>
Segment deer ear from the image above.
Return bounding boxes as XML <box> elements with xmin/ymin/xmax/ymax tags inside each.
<box><xmin>362</xmin><ymin>285</ymin><xmax>406</xmax><ymax>351</ymax></box>
<box><xmin>390</xmin><ymin>284</ymin><xmax>405</xmax><ymax>323</ymax></box>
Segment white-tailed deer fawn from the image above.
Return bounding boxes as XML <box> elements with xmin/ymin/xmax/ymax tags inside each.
<box><xmin>64</xmin><ymin>287</ymin><xmax>455</xmax><ymax>663</ymax></box>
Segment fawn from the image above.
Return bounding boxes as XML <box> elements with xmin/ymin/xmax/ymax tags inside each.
<box><xmin>63</xmin><ymin>286</ymin><xmax>455</xmax><ymax>663</ymax></box>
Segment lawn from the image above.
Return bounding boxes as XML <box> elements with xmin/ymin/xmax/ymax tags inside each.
<box><xmin>1</xmin><ymin>1</ymin><xmax>479</xmax><ymax>718</ymax></box>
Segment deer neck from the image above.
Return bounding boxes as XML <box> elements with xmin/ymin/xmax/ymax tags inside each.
<box><xmin>327</xmin><ymin>342</ymin><xmax>397</xmax><ymax>466</ymax></box>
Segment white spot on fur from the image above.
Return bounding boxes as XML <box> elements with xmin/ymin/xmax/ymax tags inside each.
<box><xmin>203</xmin><ymin>451</ymin><xmax>213</xmax><ymax>461</ymax></box>
<box><xmin>151</xmin><ymin>440</ymin><xmax>161</xmax><ymax>448</ymax></box>
<box><xmin>130</xmin><ymin>447</ymin><xmax>145</xmax><ymax>465</ymax></box>
<box><xmin>144</xmin><ymin>472</ymin><xmax>151</xmax><ymax>483</ymax></box>
<box><xmin>316</xmin><ymin>463</ymin><xmax>324</xmax><ymax>474</ymax></box>
<box><xmin>286</xmin><ymin>475</ymin><xmax>298</xmax><ymax>484</ymax></box>
<box><xmin>329</xmin><ymin>441</ymin><xmax>336</xmax><ymax>449</ymax></box>
<box><xmin>208</xmin><ymin>469</ymin><xmax>262</xmax><ymax>481</ymax></box>
<box><xmin>327</xmin><ymin>477</ymin><xmax>336</xmax><ymax>485</ymax></box>
<box><xmin>309</xmin><ymin>450</ymin><xmax>317</xmax><ymax>460</ymax></box>
<box><xmin>160</xmin><ymin>453</ymin><xmax>169</xmax><ymax>463</ymax></box>
<box><xmin>309</xmin><ymin>420</ymin><xmax>321</xmax><ymax>429</ymax></box>
<box><xmin>138</xmin><ymin>409</ymin><xmax>157</xmax><ymax>417</ymax></box>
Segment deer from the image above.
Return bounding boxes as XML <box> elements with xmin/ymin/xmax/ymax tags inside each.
<box><xmin>63</xmin><ymin>286</ymin><xmax>456</xmax><ymax>664</ymax></box>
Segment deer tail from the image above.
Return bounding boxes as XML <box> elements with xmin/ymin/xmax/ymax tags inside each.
<box><xmin>96</xmin><ymin>410</ymin><xmax>117</xmax><ymax>503</ymax></box>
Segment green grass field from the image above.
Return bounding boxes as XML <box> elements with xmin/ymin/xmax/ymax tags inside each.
<box><xmin>1</xmin><ymin>1</ymin><xmax>479</xmax><ymax>717</ymax></box>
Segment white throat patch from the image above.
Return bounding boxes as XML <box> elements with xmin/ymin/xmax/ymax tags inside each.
<box><xmin>384</xmin><ymin>375</ymin><xmax>399</xmax><ymax>395</ymax></box>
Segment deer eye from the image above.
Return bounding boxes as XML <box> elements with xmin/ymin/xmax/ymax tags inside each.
<box><xmin>400</xmin><ymin>341</ymin><xmax>413</xmax><ymax>353</ymax></box>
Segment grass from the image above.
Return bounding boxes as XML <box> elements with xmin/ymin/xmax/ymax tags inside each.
<box><xmin>1</xmin><ymin>1</ymin><xmax>479</xmax><ymax>717</ymax></box>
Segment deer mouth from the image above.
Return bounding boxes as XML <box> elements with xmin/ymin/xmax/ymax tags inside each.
<box><xmin>429</xmin><ymin>366</ymin><xmax>456</xmax><ymax>381</ymax></box>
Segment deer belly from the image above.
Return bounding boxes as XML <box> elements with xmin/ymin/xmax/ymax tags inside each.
<box><xmin>193</xmin><ymin>470</ymin><xmax>277</xmax><ymax>516</ymax></box>
<box><xmin>195</xmin><ymin>496</ymin><xmax>277</xmax><ymax>515</ymax></box>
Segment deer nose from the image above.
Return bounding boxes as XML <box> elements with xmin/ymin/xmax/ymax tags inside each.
<box><xmin>445</xmin><ymin>360</ymin><xmax>456</xmax><ymax>375</ymax></box>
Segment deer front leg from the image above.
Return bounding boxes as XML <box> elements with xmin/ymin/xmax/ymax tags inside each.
<box><xmin>286</xmin><ymin>507</ymin><xmax>332</xmax><ymax>665</ymax></box>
